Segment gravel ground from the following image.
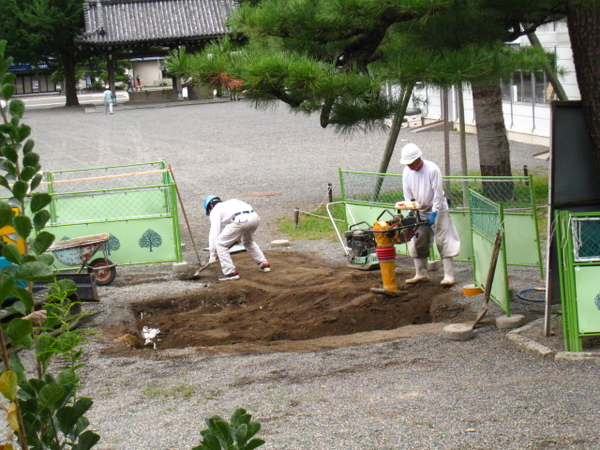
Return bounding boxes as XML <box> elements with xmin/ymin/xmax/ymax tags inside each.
<box><xmin>18</xmin><ymin>98</ymin><xmax>600</xmax><ymax>450</ymax></box>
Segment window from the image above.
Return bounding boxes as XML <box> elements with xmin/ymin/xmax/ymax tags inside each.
<box><xmin>501</xmin><ymin>70</ymin><xmax>556</xmax><ymax>105</ymax></box>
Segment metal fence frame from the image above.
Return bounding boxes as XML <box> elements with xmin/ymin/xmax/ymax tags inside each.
<box><xmin>339</xmin><ymin>170</ymin><xmax>543</xmax><ymax>277</ymax></box>
<box><xmin>469</xmin><ymin>190</ymin><xmax>510</xmax><ymax>315</ymax></box>
<box><xmin>22</xmin><ymin>161</ymin><xmax>183</xmax><ymax>269</ymax></box>
<box><xmin>555</xmin><ymin>210</ymin><xmax>600</xmax><ymax>351</ymax></box>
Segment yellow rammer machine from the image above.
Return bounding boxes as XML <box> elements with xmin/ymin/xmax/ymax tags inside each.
<box><xmin>344</xmin><ymin>201</ymin><xmax>426</xmax><ymax>296</ymax></box>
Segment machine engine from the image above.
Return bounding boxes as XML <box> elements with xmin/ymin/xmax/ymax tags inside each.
<box><xmin>387</xmin><ymin>215</ymin><xmax>419</xmax><ymax>243</ymax></box>
<box><xmin>344</xmin><ymin>229</ymin><xmax>377</xmax><ymax>257</ymax></box>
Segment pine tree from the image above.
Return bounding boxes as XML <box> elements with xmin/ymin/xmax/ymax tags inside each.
<box><xmin>168</xmin><ymin>0</ymin><xmax>599</xmax><ymax>176</ymax></box>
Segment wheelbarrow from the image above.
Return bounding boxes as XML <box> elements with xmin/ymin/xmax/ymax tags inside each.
<box><xmin>47</xmin><ymin>233</ymin><xmax>117</xmax><ymax>286</ymax></box>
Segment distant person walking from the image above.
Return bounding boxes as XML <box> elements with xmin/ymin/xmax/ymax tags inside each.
<box><xmin>136</xmin><ymin>75</ymin><xmax>142</xmax><ymax>91</ymax></box>
<box><xmin>103</xmin><ymin>88</ymin><xmax>114</xmax><ymax>115</ymax></box>
<box><xmin>126</xmin><ymin>75</ymin><xmax>134</xmax><ymax>92</ymax></box>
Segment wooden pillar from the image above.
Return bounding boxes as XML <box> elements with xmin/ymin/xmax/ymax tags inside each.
<box><xmin>107</xmin><ymin>48</ymin><xmax>116</xmax><ymax>95</ymax></box>
<box><xmin>172</xmin><ymin>75</ymin><xmax>183</xmax><ymax>97</ymax></box>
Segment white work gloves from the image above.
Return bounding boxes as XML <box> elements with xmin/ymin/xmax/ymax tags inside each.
<box><xmin>208</xmin><ymin>256</ymin><xmax>218</xmax><ymax>264</ymax></box>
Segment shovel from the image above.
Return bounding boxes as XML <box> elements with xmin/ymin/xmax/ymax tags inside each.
<box><xmin>443</xmin><ymin>229</ymin><xmax>503</xmax><ymax>341</ymax></box>
<box><xmin>192</xmin><ymin>260</ymin><xmax>215</xmax><ymax>279</ymax></box>
<box><xmin>469</xmin><ymin>228</ymin><xmax>503</xmax><ymax>331</ymax></box>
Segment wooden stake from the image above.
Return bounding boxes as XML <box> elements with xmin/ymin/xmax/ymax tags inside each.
<box><xmin>40</xmin><ymin>169</ymin><xmax>169</xmax><ymax>185</ymax></box>
<box><xmin>168</xmin><ymin>165</ymin><xmax>202</xmax><ymax>265</ymax></box>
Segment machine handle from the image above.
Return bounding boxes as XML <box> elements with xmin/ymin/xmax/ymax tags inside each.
<box><xmin>348</xmin><ymin>221</ymin><xmax>372</xmax><ymax>230</ymax></box>
<box><xmin>376</xmin><ymin>209</ymin><xmax>396</xmax><ymax>221</ymax></box>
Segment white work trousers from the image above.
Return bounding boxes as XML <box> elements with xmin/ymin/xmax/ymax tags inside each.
<box><xmin>408</xmin><ymin>210</ymin><xmax>460</xmax><ymax>259</ymax></box>
<box><xmin>216</xmin><ymin>212</ymin><xmax>267</xmax><ymax>274</ymax></box>
<box><xmin>104</xmin><ymin>99</ymin><xmax>113</xmax><ymax>114</ymax></box>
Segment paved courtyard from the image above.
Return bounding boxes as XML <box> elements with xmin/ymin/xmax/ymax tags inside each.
<box><xmin>16</xmin><ymin>99</ymin><xmax>599</xmax><ymax>450</ymax></box>
<box><xmin>24</xmin><ymin>98</ymin><xmax>550</xmax><ymax>249</ymax></box>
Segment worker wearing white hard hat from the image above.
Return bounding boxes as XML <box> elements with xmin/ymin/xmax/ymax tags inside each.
<box><xmin>400</xmin><ymin>143</ymin><xmax>460</xmax><ymax>286</ymax></box>
<box><xmin>203</xmin><ymin>195</ymin><xmax>270</xmax><ymax>281</ymax></box>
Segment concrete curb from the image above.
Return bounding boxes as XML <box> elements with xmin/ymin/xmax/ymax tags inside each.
<box><xmin>506</xmin><ymin>332</ymin><xmax>555</xmax><ymax>359</ymax></box>
<box><xmin>84</xmin><ymin>97</ymin><xmax>230</xmax><ymax>114</ymax></box>
<box><xmin>506</xmin><ymin>318</ymin><xmax>600</xmax><ymax>361</ymax></box>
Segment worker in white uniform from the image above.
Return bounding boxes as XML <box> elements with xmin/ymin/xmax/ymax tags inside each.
<box><xmin>400</xmin><ymin>143</ymin><xmax>460</xmax><ymax>286</ymax></box>
<box><xmin>203</xmin><ymin>196</ymin><xmax>270</xmax><ymax>281</ymax></box>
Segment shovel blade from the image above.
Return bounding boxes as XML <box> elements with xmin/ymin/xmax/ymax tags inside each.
<box><xmin>193</xmin><ymin>262</ymin><xmax>212</xmax><ymax>278</ymax></box>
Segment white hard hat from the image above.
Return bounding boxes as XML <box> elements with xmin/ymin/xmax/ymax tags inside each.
<box><xmin>400</xmin><ymin>143</ymin><xmax>423</xmax><ymax>165</ymax></box>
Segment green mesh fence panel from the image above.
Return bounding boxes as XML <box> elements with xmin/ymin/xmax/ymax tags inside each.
<box><xmin>0</xmin><ymin>161</ymin><xmax>183</xmax><ymax>267</ymax></box>
<box><xmin>49</xmin><ymin>187</ymin><xmax>171</xmax><ymax>224</ymax></box>
<box><xmin>340</xmin><ymin>170</ymin><xmax>542</xmax><ymax>272</ymax></box>
<box><xmin>445</xmin><ymin>177</ymin><xmax>534</xmax><ymax>210</ymax></box>
<box><xmin>340</xmin><ymin>171</ymin><xmax>403</xmax><ymax>205</ymax></box>
<box><xmin>42</xmin><ymin>162</ymin><xmax>170</xmax><ymax>193</ymax></box>
<box><xmin>340</xmin><ymin>171</ymin><xmax>535</xmax><ymax>212</ymax></box>
<box><xmin>469</xmin><ymin>191</ymin><xmax>501</xmax><ymax>241</ymax></box>
<box><xmin>556</xmin><ymin>211</ymin><xmax>600</xmax><ymax>351</ymax></box>
<box><xmin>571</xmin><ymin>217</ymin><xmax>600</xmax><ymax>262</ymax></box>
<box><xmin>469</xmin><ymin>189</ymin><xmax>510</xmax><ymax>315</ymax></box>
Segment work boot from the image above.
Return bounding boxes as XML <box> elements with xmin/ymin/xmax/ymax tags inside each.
<box><xmin>218</xmin><ymin>271</ymin><xmax>240</xmax><ymax>281</ymax></box>
<box><xmin>405</xmin><ymin>258</ymin><xmax>430</xmax><ymax>284</ymax></box>
<box><xmin>440</xmin><ymin>257</ymin><xmax>455</xmax><ymax>286</ymax></box>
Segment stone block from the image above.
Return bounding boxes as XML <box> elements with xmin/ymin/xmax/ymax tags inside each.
<box><xmin>271</xmin><ymin>239</ymin><xmax>291</xmax><ymax>247</ymax></box>
<box><xmin>172</xmin><ymin>262</ymin><xmax>189</xmax><ymax>274</ymax></box>
<box><xmin>496</xmin><ymin>314</ymin><xmax>526</xmax><ymax>329</ymax></box>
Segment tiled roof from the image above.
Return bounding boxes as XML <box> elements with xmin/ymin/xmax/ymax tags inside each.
<box><xmin>78</xmin><ymin>0</ymin><xmax>237</xmax><ymax>47</ymax></box>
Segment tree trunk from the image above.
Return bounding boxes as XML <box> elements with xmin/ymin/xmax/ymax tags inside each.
<box><xmin>442</xmin><ymin>87</ymin><xmax>451</xmax><ymax>200</ymax></box>
<box><xmin>372</xmin><ymin>83</ymin><xmax>415</xmax><ymax>201</ymax></box>
<box><xmin>61</xmin><ymin>51</ymin><xmax>80</xmax><ymax>107</ymax></box>
<box><xmin>457</xmin><ymin>82</ymin><xmax>469</xmax><ymax>207</ymax></box>
<box><xmin>525</xmin><ymin>27</ymin><xmax>568</xmax><ymax>101</ymax></box>
<box><xmin>472</xmin><ymin>82</ymin><xmax>513</xmax><ymax>201</ymax></box>
<box><xmin>377</xmin><ymin>84</ymin><xmax>414</xmax><ymax>174</ymax></box>
<box><xmin>566</xmin><ymin>0</ymin><xmax>600</xmax><ymax>171</ymax></box>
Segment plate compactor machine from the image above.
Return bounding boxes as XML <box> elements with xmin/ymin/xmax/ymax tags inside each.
<box><xmin>340</xmin><ymin>201</ymin><xmax>428</xmax><ymax>296</ymax></box>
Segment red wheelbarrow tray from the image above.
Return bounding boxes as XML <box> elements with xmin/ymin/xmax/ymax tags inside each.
<box><xmin>48</xmin><ymin>233</ymin><xmax>112</xmax><ymax>268</ymax></box>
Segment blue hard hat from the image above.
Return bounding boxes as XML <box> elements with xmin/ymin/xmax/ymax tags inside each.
<box><xmin>203</xmin><ymin>195</ymin><xmax>221</xmax><ymax>215</ymax></box>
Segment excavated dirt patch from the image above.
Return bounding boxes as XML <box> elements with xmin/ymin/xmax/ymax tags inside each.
<box><xmin>113</xmin><ymin>251</ymin><xmax>473</xmax><ymax>353</ymax></box>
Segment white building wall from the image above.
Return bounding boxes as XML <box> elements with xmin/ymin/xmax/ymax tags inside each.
<box><xmin>130</xmin><ymin>59</ymin><xmax>165</xmax><ymax>87</ymax></box>
<box><xmin>418</xmin><ymin>20</ymin><xmax>579</xmax><ymax>145</ymax></box>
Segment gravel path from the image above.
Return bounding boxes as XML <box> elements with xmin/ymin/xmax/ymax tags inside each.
<box><xmin>20</xmin><ymin>99</ymin><xmax>600</xmax><ymax>450</ymax></box>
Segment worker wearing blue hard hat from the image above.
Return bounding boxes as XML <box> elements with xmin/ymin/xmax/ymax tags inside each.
<box><xmin>203</xmin><ymin>195</ymin><xmax>270</xmax><ymax>281</ymax></box>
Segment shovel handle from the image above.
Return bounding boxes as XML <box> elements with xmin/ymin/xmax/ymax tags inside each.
<box><xmin>193</xmin><ymin>260</ymin><xmax>215</xmax><ymax>277</ymax></box>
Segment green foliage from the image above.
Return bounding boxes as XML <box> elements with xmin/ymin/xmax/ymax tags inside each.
<box><xmin>277</xmin><ymin>202</ymin><xmax>346</xmax><ymax>241</ymax></box>
<box><xmin>166</xmin><ymin>0</ymin><xmax>562</xmax><ymax>145</ymax></box>
<box><xmin>0</xmin><ymin>0</ymin><xmax>86</xmax><ymax>106</ymax></box>
<box><xmin>165</xmin><ymin>39</ymin><xmax>240</xmax><ymax>90</ymax></box>
<box><xmin>85</xmin><ymin>81</ymin><xmax>105</xmax><ymax>92</ymax></box>
<box><xmin>141</xmin><ymin>382</ymin><xmax>196</xmax><ymax>400</ymax></box>
<box><xmin>165</xmin><ymin>0</ymin><xmax>450</xmax><ymax>129</ymax></box>
<box><xmin>81</xmin><ymin>56</ymin><xmax>131</xmax><ymax>84</ymax></box>
<box><xmin>0</xmin><ymin>40</ymin><xmax>99</xmax><ymax>450</ymax></box>
<box><xmin>192</xmin><ymin>408</ymin><xmax>265</xmax><ymax>450</ymax></box>
<box><xmin>531</xmin><ymin>174</ymin><xmax>549</xmax><ymax>205</ymax></box>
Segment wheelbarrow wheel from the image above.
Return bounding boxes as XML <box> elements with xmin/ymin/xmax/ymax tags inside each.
<box><xmin>87</xmin><ymin>258</ymin><xmax>117</xmax><ymax>286</ymax></box>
